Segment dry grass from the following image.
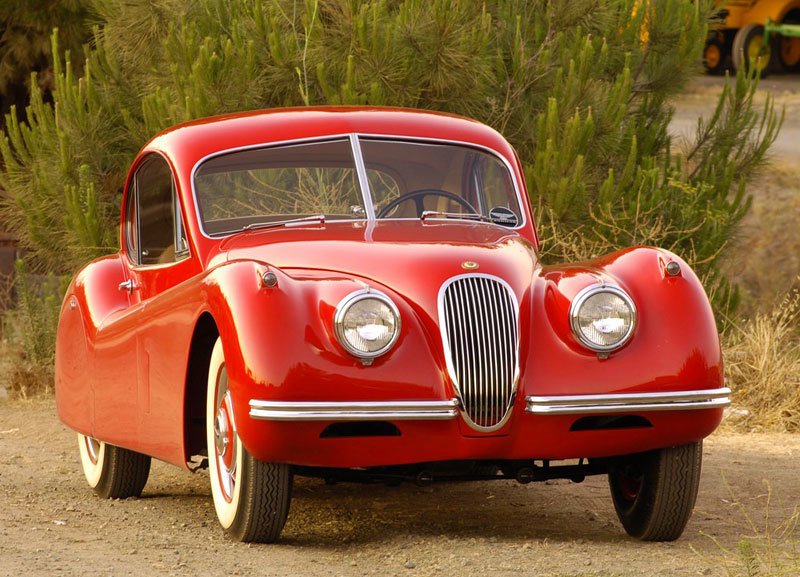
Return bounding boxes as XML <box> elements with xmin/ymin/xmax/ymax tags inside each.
<box><xmin>697</xmin><ymin>482</ymin><xmax>800</xmax><ymax>577</ymax></box>
<box><xmin>719</xmin><ymin>149</ymin><xmax>800</xmax><ymax>433</ymax></box>
<box><xmin>722</xmin><ymin>287</ymin><xmax>800</xmax><ymax>432</ymax></box>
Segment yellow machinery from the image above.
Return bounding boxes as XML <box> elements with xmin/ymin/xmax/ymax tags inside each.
<box><xmin>705</xmin><ymin>0</ymin><xmax>800</xmax><ymax>74</ymax></box>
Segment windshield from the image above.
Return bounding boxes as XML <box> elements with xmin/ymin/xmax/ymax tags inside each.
<box><xmin>194</xmin><ymin>137</ymin><xmax>523</xmax><ymax>236</ymax></box>
<box><xmin>361</xmin><ymin>139</ymin><xmax>521</xmax><ymax>225</ymax></box>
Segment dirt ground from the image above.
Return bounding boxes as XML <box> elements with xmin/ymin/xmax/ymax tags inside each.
<box><xmin>0</xmin><ymin>398</ymin><xmax>798</xmax><ymax>577</ymax></box>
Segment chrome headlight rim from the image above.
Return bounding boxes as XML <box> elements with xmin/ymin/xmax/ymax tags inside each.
<box><xmin>334</xmin><ymin>288</ymin><xmax>401</xmax><ymax>359</ymax></box>
<box><xmin>569</xmin><ymin>284</ymin><xmax>637</xmax><ymax>353</ymax></box>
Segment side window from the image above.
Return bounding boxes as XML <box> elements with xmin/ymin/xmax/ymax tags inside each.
<box><xmin>127</xmin><ymin>155</ymin><xmax>188</xmax><ymax>266</ymax></box>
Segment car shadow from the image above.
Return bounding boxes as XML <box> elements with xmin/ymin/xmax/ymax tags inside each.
<box><xmin>277</xmin><ymin>475</ymin><xmax>625</xmax><ymax>546</ymax></box>
<box><xmin>127</xmin><ymin>467</ymin><xmax>625</xmax><ymax>545</ymax></box>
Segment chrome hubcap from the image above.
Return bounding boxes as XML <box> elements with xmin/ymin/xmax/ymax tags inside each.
<box><xmin>213</xmin><ymin>369</ymin><xmax>237</xmax><ymax>502</ymax></box>
<box><xmin>214</xmin><ymin>406</ymin><xmax>230</xmax><ymax>457</ymax></box>
<box><xmin>85</xmin><ymin>436</ymin><xmax>101</xmax><ymax>465</ymax></box>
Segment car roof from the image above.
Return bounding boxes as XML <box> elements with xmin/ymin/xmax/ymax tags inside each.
<box><xmin>144</xmin><ymin>107</ymin><xmax>518</xmax><ymax>171</ymax></box>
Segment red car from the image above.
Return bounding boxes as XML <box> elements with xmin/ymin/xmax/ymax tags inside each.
<box><xmin>56</xmin><ymin>107</ymin><xmax>729</xmax><ymax>543</ymax></box>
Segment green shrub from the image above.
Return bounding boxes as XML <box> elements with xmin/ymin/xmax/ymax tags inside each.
<box><xmin>0</xmin><ymin>0</ymin><xmax>96</xmax><ymax>126</ymax></box>
<box><xmin>0</xmin><ymin>0</ymin><xmax>782</xmax><ymax>325</ymax></box>
<box><xmin>0</xmin><ymin>0</ymin><xmax>790</xmax><ymax>416</ymax></box>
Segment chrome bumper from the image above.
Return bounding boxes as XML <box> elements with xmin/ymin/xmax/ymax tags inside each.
<box><xmin>525</xmin><ymin>388</ymin><xmax>731</xmax><ymax>415</ymax></box>
<box><xmin>249</xmin><ymin>399</ymin><xmax>459</xmax><ymax>421</ymax></box>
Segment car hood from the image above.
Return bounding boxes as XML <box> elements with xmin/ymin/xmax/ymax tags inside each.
<box><xmin>217</xmin><ymin>220</ymin><xmax>538</xmax><ymax>302</ymax></box>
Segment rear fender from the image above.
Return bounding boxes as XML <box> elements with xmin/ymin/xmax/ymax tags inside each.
<box><xmin>55</xmin><ymin>255</ymin><xmax>130</xmax><ymax>435</ymax></box>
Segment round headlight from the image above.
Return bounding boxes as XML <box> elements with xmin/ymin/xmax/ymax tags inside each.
<box><xmin>569</xmin><ymin>285</ymin><xmax>636</xmax><ymax>352</ymax></box>
<box><xmin>334</xmin><ymin>289</ymin><xmax>401</xmax><ymax>359</ymax></box>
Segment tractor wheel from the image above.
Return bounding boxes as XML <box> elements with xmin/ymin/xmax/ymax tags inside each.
<box><xmin>703</xmin><ymin>36</ymin><xmax>727</xmax><ymax>75</ymax></box>
<box><xmin>778</xmin><ymin>12</ymin><xmax>800</xmax><ymax>73</ymax></box>
<box><xmin>732</xmin><ymin>24</ymin><xmax>771</xmax><ymax>76</ymax></box>
<box><xmin>779</xmin><ymin>35</ymin><xmax>800</xmax><ymax>70</ymax></box>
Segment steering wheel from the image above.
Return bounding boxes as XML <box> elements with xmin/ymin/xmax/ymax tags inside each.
<box><xmin>376</xmin><ymin>188</ymin><xmax>479</xmax><ymax>219</ymax></box>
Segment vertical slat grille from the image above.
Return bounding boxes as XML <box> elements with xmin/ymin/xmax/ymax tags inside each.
<box><xmin>440</xmin><ymin>275</ymin><xmax>519</xmax><ymax>430</ymax></box>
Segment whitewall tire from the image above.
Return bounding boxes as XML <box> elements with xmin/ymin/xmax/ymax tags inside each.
<box><xmin>77</xmin><ymin>433</ymin><xmax>151</xmax><ymax>499</ymax></box>
<box><xmin>206</xmin><ymin>337</ymin><xmax>292</xmax><ymax>542</ymax></box>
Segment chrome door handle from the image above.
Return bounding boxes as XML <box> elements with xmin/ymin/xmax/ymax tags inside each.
<box><xmin>118</xmin><ymin>279</ymin><xmax>137</xmax><ymax>293</ymax></box>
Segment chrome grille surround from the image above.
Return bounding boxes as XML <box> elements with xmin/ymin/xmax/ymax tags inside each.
<box><xmin>438</xmin><ymin>274</ymin><xmax>520</xmax><ymax>432</ymax></box>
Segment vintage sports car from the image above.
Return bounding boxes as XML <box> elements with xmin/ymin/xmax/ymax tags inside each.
<box><xmin>56</xmin><ymin>107</ymin><xmax>729</xmax><ymax>543</ymax></box>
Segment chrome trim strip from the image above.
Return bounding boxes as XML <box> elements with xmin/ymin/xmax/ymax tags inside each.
<box><xmin>525</xmin><ymin>388</ymin><xmax>732</xmax><ymax>415</ymax></box>
<box><xmin>249</xmin><ymin>399</ymin><xmax>459</xmax><ymax>421</ymax></box>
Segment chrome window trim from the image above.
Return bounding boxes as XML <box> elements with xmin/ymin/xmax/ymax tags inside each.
<box><xmin>525</xmin><ymin>387</ymin><xmax>732</xmax><ymax>415</ymax></box>
<box><xmin>124</xmin><ymin>176</ymin><xmax>140</xmax><ymax>265</ymax></box>
<box><xmin>333</xmin><ymin>288</ymin><xmax>402</xmax><ymax>360</ymax></box>
<box><xmin>349</xmin><ymin>134</ymin><xmax>376</xmax><ymax>220</ymax></box>
<box><xmin>437</xmin><ymin>273</ymin><xmax>521</xmax><ymax>432</ymax></box>
<box><xmin>190</xmin><ymin>133</ymin><xmax>527</xmax><ymax>239</ymax></box>
<box><xmin>569</xmin><ymin>284</ymin><xmax>637</xmax><ymax>353</ymax></box>
<box><xmin>125</xmin><ymin>152</ymin><xmax>193</xmax><ymax>268</ymax></box>
<box><xmin>172</xmin><ymin>179</ymin><xmax>190</xmax><ymax>260</ymax></box>
<box><xmin>249</xmin><ymin>399</ymin><xmax>459</xmax><ymax>421</ymax></box>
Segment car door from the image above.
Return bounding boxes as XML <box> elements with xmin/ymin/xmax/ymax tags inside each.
<box><xmin>94</xmin><ymin>153</ymin><xmax>198</xmax><ymax>457</ymax></box>
<box><xmin>122</xmin><ymin>154</ymin><xmax>201</xmax><ymax>460</ymax></box>
<box><xmin>91</xmin><ymin>159</ymin><xmax>156</xmax><ymax>446</ymax></box>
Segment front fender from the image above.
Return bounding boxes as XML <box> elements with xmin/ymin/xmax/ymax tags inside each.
<box><xmin>202</xmin><ymin>260</ymin><xmax>451</xmax><ymax>456</ymax></box>
<box><xmin>523</xmin><ymin>247</ymin><xmax>723</xmax><ymax>397</ymax></box>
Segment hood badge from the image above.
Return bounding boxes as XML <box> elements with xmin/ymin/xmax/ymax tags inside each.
<box><xmin>461</xmin><ymin>261</ymin><xmax>479</xmax><ymax>271</ymax></box>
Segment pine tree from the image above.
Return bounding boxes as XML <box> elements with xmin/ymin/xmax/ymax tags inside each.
<box><xmin>0</xmin><ymin>0</ymin><xmax>782</xmax><ymax>320</ymax></box>
<box><xmin>0</xmin><ymin>0</ymin><xmax>96</xmax><ymax>126</ymax></box>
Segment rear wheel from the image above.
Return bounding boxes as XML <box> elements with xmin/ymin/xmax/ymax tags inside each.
<box><xmin>78</xmin><ymin>434</ymin><xmax>151</xmax><ymax>499</ymax></box>
<box><xmin>206</xmin><ymin>337</ymin><xmax>292</xmax><ymax>542</ymax></box>
<box><xmin>732</xmin><ymin>24</ymin><xmax>771</xmax><ymax>75</ymax></box>
<box><xmin>608</xmin><ymin>441</ymin><xmax>702</xmax><ymax>541</ymax></box>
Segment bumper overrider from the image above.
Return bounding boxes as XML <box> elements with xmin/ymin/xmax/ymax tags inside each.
<box><xmin>249</xmin><ymin>388</ymin><xmax>731</xmax><ymax>421</ymax></box>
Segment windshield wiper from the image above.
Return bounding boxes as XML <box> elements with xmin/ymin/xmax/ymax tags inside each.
<box><xmin>241</xmin><ymin>214</ymin><xmax>326</xmax><ymax>233</ymax></box>
<box><xmin>420</xmin><ymin>210</ymin><xmax>491</xmax><ymax>223</ymax></box>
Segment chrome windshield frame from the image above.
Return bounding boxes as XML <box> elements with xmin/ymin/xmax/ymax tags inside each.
<box><xmin>190</xmin><ymin>133</ymin><xmax>527</xmax><ymax>239</ymax></box>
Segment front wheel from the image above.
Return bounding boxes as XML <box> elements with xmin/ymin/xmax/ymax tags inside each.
<box><xmin>608</xmin><ymin>441</ymin><xmax>702</xmax><ymax>541</ymax></box>
<box><xmin>206</xmin><ymin>338</ymin><xmax>292</xmax><ymax>542</ymax></box>
<box><xmin>78</xmin><ymin>434</ymin><xmax>151</xmax><ymax>499</ymax></box>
